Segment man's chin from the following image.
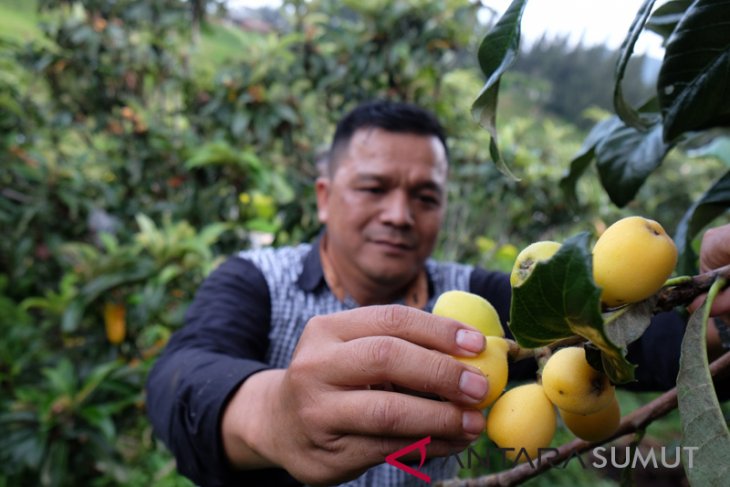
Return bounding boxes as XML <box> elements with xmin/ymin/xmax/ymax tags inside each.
<box><xmin>365</xmin><ymin>265</ymin><xmax>418</xmax><ymax>286</ymax></box>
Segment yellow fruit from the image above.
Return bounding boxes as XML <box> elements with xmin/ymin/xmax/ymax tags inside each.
<box><xmin>103</xmin><ymin>302</ymin><xmax>126</xmax><ymax>345</ymax></box>
<box><xmin>510</xmin><ymin>241</ymin><xmax>562</xmax><ymax>287</ymax></box>
<box><xmin>486</xmin><ymin>383</ymin><xmax>557</xmax><ymax>462</ymax></box>
<box><xmin>541</xmin><ymin>347</ymin><xmax>615</xmax><ymax>415</ymax></box>
<box><xmin>592</xmin><ymin>216</ymin><xmax>677</xmax><ymax>308</ymax></box>
<box><xmin>455</xmin><ymin>337</ymin><xmax>509</xmax><ymax>409</ymax></box>
<box><xmin>560</xmin><ymin>395</ymin><xmax>620</xmax><ymax>442</ymax></box>
<box><xmin>433</xmin><ymin>290</ymin><xmax>504</xmax><ymax>337</ymax></box>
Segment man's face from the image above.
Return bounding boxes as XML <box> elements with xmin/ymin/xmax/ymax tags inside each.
<box><xmin>316</xmin><ymin>128</ymin><xmax>448</xmax><ymax>292</ymax></box>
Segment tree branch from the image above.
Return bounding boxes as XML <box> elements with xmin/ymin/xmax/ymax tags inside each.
<box><xmin>436</xmin><ymin>350</ymin><xmax>730</xmax><ymax>487</ymax></box>
<box><xmin>654</xmin><ymin>263</ymin><xmax>730</xmax><ymax>313</ymax></box>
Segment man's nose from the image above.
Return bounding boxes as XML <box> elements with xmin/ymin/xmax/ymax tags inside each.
<box><xmin>380</xmin><ymin>191</ymin><xmax>414</xmax><ymax>227</ymax></box>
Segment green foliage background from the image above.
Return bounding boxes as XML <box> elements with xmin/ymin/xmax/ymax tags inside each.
<box><xmin>0</xmin><ymin>0</ymin><xmax>726</xmax><ymax>485</ymax></box>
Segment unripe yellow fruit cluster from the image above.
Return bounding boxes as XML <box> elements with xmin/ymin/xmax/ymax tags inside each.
<box><xmin>485</xmin><ymin>348</ymin><xmax>621</xmax><ymax>460</ymax></box>
<box><xmin>433</xmin><ymin>293</ymin><xmax>623</xmax><ymax>460</ymax></box>
<box><xmin>510</xmin><ymin>216</ymin><xmax>678</xmax><ymax>308</ymax></box>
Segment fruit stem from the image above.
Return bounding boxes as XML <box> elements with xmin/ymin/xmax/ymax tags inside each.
<box><xmin>533</xmin><ymin>346</ymin><xmax>552</xmax><ymax>384</ymax></box>
<box><xmin>663</xmin><ymin>275</ymin><xmax>693</xmax><ymax>287</ymax></box>
<box><xmin>506</xmin><ymin>335</ymin><xmax>586</xmax><ymax>363</ymax></box>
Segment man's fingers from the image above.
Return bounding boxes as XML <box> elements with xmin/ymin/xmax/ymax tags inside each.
<box><xmin>309</xmin><ymin>304</ymin><xmax>486</xmax><ymax>356</ymax></box>
<box><xmin>710</xmin><ymin>290</ymin><xmax>730</xmax><ymax>315</ymax></box>
<box><xmin>318</xmin><ymin>390</ymin><xmax>485</xmax><ymax>440</ymax></box>
<box><xmin>688</xmin><ymin>291</ymin><xmax>730</xmax><ymax>316</ymax></box>
<box><xmin>319</xmin><ymin>336</ymin><xmax>488</xmax><ymax>405</ymax></box>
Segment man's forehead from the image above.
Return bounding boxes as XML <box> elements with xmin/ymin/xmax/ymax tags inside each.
<box><xmin>347</xmin><ymin>128</ymin><xmax>448</xmax><ymax>164</ymax></box>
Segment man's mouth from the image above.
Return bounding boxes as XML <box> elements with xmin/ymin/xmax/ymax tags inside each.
<box><xmin>371</xmin><ymin>239</ymin><xmax>415</xmax><ymax>251</ymax></box>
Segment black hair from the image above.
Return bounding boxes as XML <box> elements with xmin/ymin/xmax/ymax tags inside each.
<box><xmin>326</xmin><ymin>100</ymin><xmax>449</xmax><ymax>176</ymax></box>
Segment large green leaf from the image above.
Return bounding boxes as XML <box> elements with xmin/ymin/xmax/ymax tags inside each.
<box><xmin>471</xmin><ymin>0</ymin><xmax>528</xmax><ymax>179</ymax></box>
<box><xmin>686</xmin><ymin>135</ymin><xmax>730</xmax><ymax>164</ymax></box>
<box><xmin>674</xmin><ymin>169</ymin><xmax>730</xmax><ymax>275</ymax></box>
<box><xmin>560</xmin><ymin>116</ymin><xmax>623</xmax><ymax>207</ymax></box>
<box><xmin>185</xmin><ymin>140</ymin><xmax>263</xmax><ymax>176</ymax></box>
<box><xmin>658</xmin><ymin>0</ymin><xmax>730</xmax><ymax>142</ymax></box>
<box><xmin>614</xmin><ymin>0</ymin><xmax>658</xmax><ymax>131</ymax></box>
<box><xmin>677</xmin><ymin>279</ymin><xmax>730</xmax><ymax>484</ymax></box>
<box><xmin>509</xmin><ymin>233</ymin><xmax>634</xmax><ymax>383</ymax></box>
<box><xmin>644</xmin><ymin>0</ymin><xmax>692</xmax><ymax>42</ymax></box>
<box><xmin>60</xmin><ymin>261</ymin><xmax>156</xmax><ymax>332</ymax></box>
<box><xmin>595</xmin><ymin>120</ymin><xmax>673</xmax><ymax>207</ymax></box>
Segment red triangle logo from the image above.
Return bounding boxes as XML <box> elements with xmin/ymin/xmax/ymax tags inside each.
<box><xmin>385</xmin><ymin>436</ymin><xmax>432</xmax><ymax>483</ymax></box>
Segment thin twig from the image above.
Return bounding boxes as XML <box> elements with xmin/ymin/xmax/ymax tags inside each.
<box><xmin>435</xmin><ymin>350</ymin><xmax>730</xmax><ymax>487</ymax></box>
<box><xmin>506</xmin><ymin>336</ymin><xmax>586</xmax><ymax>363</ymax></box>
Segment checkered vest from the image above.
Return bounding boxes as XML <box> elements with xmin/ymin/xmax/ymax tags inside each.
<box><xmin>239</xmin><ymin>243</ymin><xmax>474</xmax><ymax>486</ymax></box>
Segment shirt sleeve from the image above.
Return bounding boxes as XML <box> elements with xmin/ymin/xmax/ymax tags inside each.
<box><xmin>145</xmin><ymin>255</ymin><xmax>300</xmax><ymax>487</ymax></box>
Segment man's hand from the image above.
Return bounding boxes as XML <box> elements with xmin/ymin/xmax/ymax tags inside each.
<box><xmin>699</xmin><ymin>223</ymin><xmax>730</xmax><ymax>315</ymax></box>
<box><xmin>686</xmin><ymin>223</ymin><xmax>730</xmax><ymax>359</ymax></box>
<box><xmin>222</xmin><ymin>305</ymin><xmax>491</xmax><ymax>485</ymax></box>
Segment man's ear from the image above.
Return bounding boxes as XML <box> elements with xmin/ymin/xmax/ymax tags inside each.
<box><xmin>315</xmin><ymin>177</ymin><xmax>330</xmax><ymax>223</ymax></box>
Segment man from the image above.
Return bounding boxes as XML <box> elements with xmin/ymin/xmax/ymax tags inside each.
<box><xmin>146</xmin><ymin>100</ymin><xmax>729</xmax><ymax>487</ymax></box>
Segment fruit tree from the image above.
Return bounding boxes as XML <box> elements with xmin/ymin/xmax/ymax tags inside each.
<box><xmin>438</xmin><ymin>0</ymin><xmax>730</xmax><ymax>485</ymax></box>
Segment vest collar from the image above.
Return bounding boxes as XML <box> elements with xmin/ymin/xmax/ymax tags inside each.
<box><xmin>296</xmin><ymin>229</ymin><xmax>436</xmax><ymax>303</ymax></box>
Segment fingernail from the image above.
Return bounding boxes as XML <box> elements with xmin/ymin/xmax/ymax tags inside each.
<box><xmin>459</xmin><ymin>370</ymin><xmax>488</xmax><ymax>400</ymax></box>
<box><xmin>455</xmin><ymin>329</ymin><xmax>485</xmax><ymax>353</ymax></box>
<box><xmin>462</xmin><ymin>409</ymin><xmax>485</xmax><ymax>435</ymax></box>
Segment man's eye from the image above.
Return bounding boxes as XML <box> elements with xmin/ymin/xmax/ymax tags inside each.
<box><xmin>419</xmin><ymin>194</ymin><xmax>440</xmax><ymax>206</ymax></box>
<box><xmin>360</xmin><ymin>187</ymin><xmax>384</xmax><ymax>194</ymax></box>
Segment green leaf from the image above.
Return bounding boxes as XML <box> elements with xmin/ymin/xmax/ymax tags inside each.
<box><xmin>185</xmin><ymin>140</ymin><xmax>262</xmax><ymax>175</ymax></box>
<box><xmin>687</xmin><ymin>135</ymin><xmax>730</xmax><ymax>164</ymax></box>
<box><xmin>560</xmin><ymin>116</ymin><xmax>623</xmax><ymax>207</ymax></box>
<box><xmin>471</xmin><ymin>0</ymin><xmax>528</xmax><ymax>179</ymax></box>
<box><xmin>77</xmin><ymin>263</ymin><xmax>156</xmax><ymax>305</ymax></box>
<box><xmin>677</xmin><ymin>279</ymin><xmax>730</xmax><ymax>484</ymax></box>
<box><xmin>510</xmin><ymin>233</ymin><xmax>635</xmax><ymax>383</ymax></box>
<box><xmin>570</xmin><ymin>321</ymin><xmax>636</xmax><ymax>385</ymax></box>
<box><xmin>614</xmin><ymin>0</ymin><xmax>658</xmax><ymax>130</ymax></box>
<box><xmin>78</xmin><ymin>406</ymin><xmax>116</xmax><ymax>441</ymax></box>
<box><xmin>43</xmin><ymin>358</ymin><xmax>75</xmax><ymax>395</ymax></box>
<box><xmin>135</xmin><ymin>213</ymin><xmax>157</xmax><ymax>236</ymax></box>
<box><xmin>61</xmin><ymin>300</ymin><xmax>83</xmax><ymax>333</ymax></box>
<box><xmin>658</xmin><ymin>0</ymin><xmax>730</xmax><ymax>142</ymax></box>
<box><xmin>602</xmin><ymin>296</ymin><xmax>657</xmax><ymax>348</ymax></box>
<box><xmin>510</xmin><ymin>233</ymin><xmax>601</xmax><ymax>348</ymax></box>
<box><xmin>644</xmin><ymin>0</ymin><xmax>692</xmax><ymax>42</ymax></box>
<box><xmin>674</xmin><ymin>169</ymin><xmax>730</xmax><ymax>275</ymax></box>
<box><xmin>41</xmin><ymin>440</ymin><xmax>69</xmax><ymax>487</ymax></box>
<box><xmin>74</xmin><ymin>361</ymin><xmax>121</xmax><ymax>406</ymax></box>
<box><xmin>595</xmin><ymin>120</ymin><xmax>673</xmax><ymax>207</ymax></box>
